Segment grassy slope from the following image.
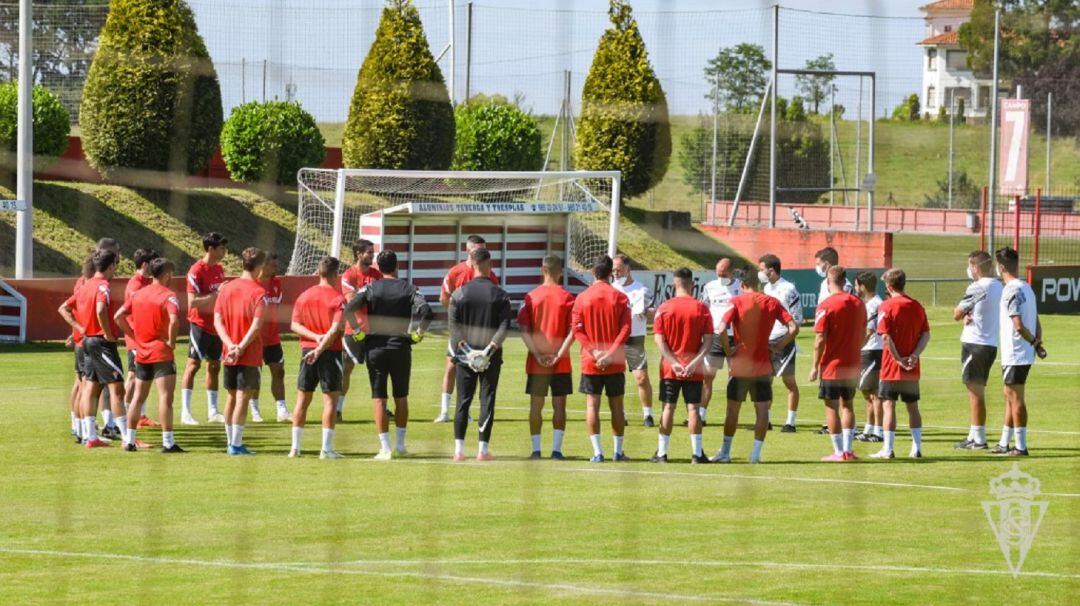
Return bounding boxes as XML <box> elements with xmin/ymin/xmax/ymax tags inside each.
<box><xmin>0</xmin><ymin>308</ymin><xmax>1077</xmax><ymax>604</ymax></box>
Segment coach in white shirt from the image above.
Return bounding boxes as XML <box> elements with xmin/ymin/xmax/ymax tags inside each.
<box><xmin>759</xmin><ymin>253</ymin><xmax>802</xmax><ymax>432</ymax></box>
<box><xmin>992</xmin><ymin>247</ymin><xmax>1044</xmax><ymax>457</ymax></box>
<box><xmin>952</xmin><ymin>250</ymin><xmax>1002</xmax><ymax>450</ymax></box>
<box><xmin>612</xmin><ymin>254</ymin><xmax>657</xmax><ymax>427</ymax></box>
<box><xmin>699</xmin><ymin>258</ymin><xmax>741</xmax><ymax>423</ymax></box>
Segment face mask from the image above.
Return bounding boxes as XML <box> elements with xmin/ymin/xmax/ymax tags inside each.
<box><xmin>615</xmin><ymin>275</ymin><xmax>630</xmax><ymax>286</ymax></box>
<box><xmin>815</xmin><ymin>265</ymin><xmax>827</xmax><ymax>278</ymax></box>
<box><xmin>718</xmin><ymin>276</ymin><xmax>732</xmax><ymax>287</ymax></box>
<box><xmin>966</xmin><ymin>266</ymin><xmax>976</xmax><ymax>281</ymax></box>
<box><xmin>757</xmin><ymin>270</ymin><xmax>770</xmax><ymax>285</ymax></box>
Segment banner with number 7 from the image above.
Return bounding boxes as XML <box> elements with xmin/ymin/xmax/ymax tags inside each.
<box><xmin>999</xmin><ymin>98</ymin><xmax>1030</xmax><ymax>197</ymax></box>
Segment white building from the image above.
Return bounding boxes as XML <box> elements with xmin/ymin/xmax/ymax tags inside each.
<box><xmin>918</xmin><ymin>0</ymin><xmax>992</xmax><ymax>119</ymax></box>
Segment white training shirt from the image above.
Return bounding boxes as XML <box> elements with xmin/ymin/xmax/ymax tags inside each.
<box><xmin>613</xmin><ymin>277</ymin><xmax>654</xmax><ymax>337</ymax></box>
<box><xmin>700</xmin><ymin>277</ymin><xmax>741</xmax><ymax>333</ymax></box>
<box><xmin>958</xmin><ymin>277</ymin><xmax>1002</xmax><ymax>347</ymax></box>
<box><xmin>764</xmin><ymin>277</ymin><xmax>803</xmax><ymax>341</ymax></box>
<box><xmin>818</xmin><ymin>277</ymin><xmax>853</xmax><ymax>308</ymax></box>
<box><xmin>999</xmin><ymin>278</ymin><xmax>1038</xmax><ymax>366</ymax></box>
<box><xmin>862</xmin><ymin>294</ymin><xmax>883</xmax><ymax>351</ymax></box>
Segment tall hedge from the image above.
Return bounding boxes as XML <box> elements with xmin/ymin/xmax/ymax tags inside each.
<box><xmin>220</xmin><ymin>101</ymin><xmax>325</xmax><ymax>185</ymax></box>
<box><xmin>342</xmin><ymin>0</ymin><xmax>454</xmax><ymax>170</ymax></box>
<box><xmin>0</xmin><ymin>82</ymin><xmax>70</xmax><ymax>157</ymax></box>
<box><xmin>79</xmin><ymin>0</ymin><xmax>223</xmax><ymax>178</ymax></box>
<box><xmin>574</xmin><ymin>0</ymin><xmax>670</xmax><ymax>198</ymax></box>
<box><xmin>452</xmin><ymin>95</ymin><xmax>542</xmax><ymax>171</ymax></box>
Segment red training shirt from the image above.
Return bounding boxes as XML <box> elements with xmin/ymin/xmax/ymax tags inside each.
<box><xmin>341</xmin><ymin>264</ymin><xmax>382</xmax><ymax>335</ymax></box>
<box><xmin>877</xmin><ymin>293</ymin><xmax>930</xmax><ymax>381</ymax></box>
<box><xmin>67</xmin><ymin>276</ymin><xmax>120</xmax><ymax>339</ymax></box>
<box><xmin>722</xmin><ymin>292</ymin><xmax>793</xmax><ymax>378</ymax></box>
<box><xmin>213</xmin><ymin>277</ymin><xmax>267</xmax><ymax>367</ymax></box>
<box><xmin>260</xmin><ymin>276</ymin><xmax>283</xmax><ymax>346</ymax></box>
<box><xmin>571</xmin><ymin>280</ymin><xmax>631</xmax><ymax>375</ymax></box>
<box><xmin>292</xmin><ymin>283</ymin><xmax>346</xmax><ymax>352</ymax></box>
<box><xmin>186</xmin><ymin>259</ymin><xmax>226</xmax><ymax>334</ymax></box>
<box><xmin>441</xmin><ymin>261</ymin><xmax>499</xmax><ymax>297</ymax></box>
<box><xmin>70</xmin><ymin>275</ymin><xmax>87</xmax><ymax>346</ymax></box>
<box><xmin>517</xmin><ymin>283</ymin><xmax>575</xmax><ymax>375</ymax></box>
<box><xmin>653</xmin><ymin>295</ymin><xmax>713</xmax><ymax>382</ymax></box>
<box><xmin>122</xmin><ymin>282</ymin><xmax>180</xmax><ymax>364</ymax></box>
<box><xmin>813</xmin><ymin>291</ymin><xmax>866</xmax><ymax>381</ymax></box>
<box><xmin>122</xmin><ymin>273</ymin><xmax>154</xmax><ymax>352</ymax></box>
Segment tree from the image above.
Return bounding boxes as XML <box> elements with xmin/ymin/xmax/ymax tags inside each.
<box><xmin>795</xmin><ymin>53</ymin><xmax>836</xmax><ymax>114</ymax></box>
<box><xmin>342</xmin><ymin>0</ymin><xmax>454</xmax><ymax>170</ymax></box>
<box><xmin>704</xmin><ymin>43</ymin><xmax>771</xmax><ymax>113</ymax></box>
<box><xmin>891</xmin><ymin>94</ymin><xmax>921</xmax><ymax>121</ymax></box>
<box><xmin>452</xmin><ymin>95</ymin><xmax>542</xmax><ymax>171</ymax></box>
<box><xmin>958</xmin><ymin>0</ymin><xmax>1079</xmax><ymax>78</ymax></box>
<box><xmin>79</xmin><ymin>0</ymin><xmax>222</xmax><ymax>177</ymax></box>
<box><xmin>923</xmin><ymin>170</ymin><xmax>982</xmax><ymax>209</ymax></box>
<box><xmin>786</xmin><ymin>96</ymin><xmax>807</xmax><ymax>122</ymax></box>
<box><xmin>219</xmin><ymin>101</ymin><xmax>325</xmax><ymax>185</ymax></box>
<box><xmin>575</xmin><ymin>0</ymin><xmax>671</xmax><ymax>198</ymax></box>
<box><xmin>0</xmin><ymin>82</ymin><xmax>70</xmax><ymax>158</ymax></box>
<box><xmin>1014</xmin><ymin>54</ymin><xmax>1080</xmax><ymax>137</ymax></box>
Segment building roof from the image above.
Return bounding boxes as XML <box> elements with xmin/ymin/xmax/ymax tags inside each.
<box><xmin>918</xmin><ymin>30</ymin><xmax>960</xmax><ymax>46</ymax></box>
<box><xmin>919</xmin><ymin>0</ymin><xmax>973</xmax><ymax>12</ymax></box>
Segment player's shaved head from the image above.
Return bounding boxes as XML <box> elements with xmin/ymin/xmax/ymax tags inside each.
<box><xmin>827</xmin><ymin>265</ymin><xmax>846</xmax><ymax>287</ymax></box>
<box><xmin>465</xmin><ymin>234</ymin><xmax>487</xmax><ymax>252</ymax></box>
<box><xmin>241</xmin><ymin>247</ymin><xmax>267</xmax><ymax>272</ymax></box>
<box><xmin>673</xmin><ymin>267</ymin><xmax>694</xmax><ymax>292</ymax></box>
<box><xmin>715</xmin><ymin>258</ymin><xmax>732</xmax><ymax>277</ymax></box>
<box><xmin>318</xmin><ymin>256</ymin><xmax>341</xmax><ymax>278</ymax></box>
<box><xmin>541</xmin><ymin>255</ymin><xmax>563</xmax><ymax>276</ymax></box>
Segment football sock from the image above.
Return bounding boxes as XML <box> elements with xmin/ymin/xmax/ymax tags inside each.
<box><xmin>181</xmin><ymin>389</ymin><xmax>193</xmax><ymax>416</ymax></box>
<box><xmin>966</xmin><ymin>425</ymin><xmax>977</xmax><ymax>441</ymax></box>
<box><xmin>830</xmin><ymin>434</ymin><xmax>842</xmax><ymax>455</ymax></box>
<box><xmin>1015</xmin><ymin>427</ymin><xmax>1028</xmax><ymax>451</ymax></box>
<box><xmin>82</xmin><ymin>417</ymin><xmax>96</xmax><ymax>441</ymax></box>
<box><xmin>785</xmin><ymin>410</ymin><xmax>796</xmax><ymax>426</ymax></box>
<box><xmin>884</xmin><ymin>430</ymin><xmax>896</xmax><ymax>453</ymax></box>
<box><xmin>842</xmin><ymin>428</ymin><xmax>854</xmax><ymax>453</ymax></box>
<box><xmin>234</xmin><ymin>424</ymin><xmax>245</xmax><ymax>447</ymax></box>
<box><xmin>395</xmin><ymin>427</ymin><xmax>407</xmax><ymax>451</ymax></box>
<box><xmin>225</xmin><ymin>424</ymin><xmax>234</xmax><ymax>447</ymax></box>
<box><xmin>276</xmin><ymin>400</ymin><xmax>288</xmax><ymax>414</ymax></box>
<box><xmin>321</xmin><ymin>428</ymin><xmax>333</xmax><ymax>453</ymax></box>
<box><xmin>999</xmin><ymin>425</ymin><xmax>1013</xmax><ymax>448</ymax></box>
<box><xmin>440</xmin><ymin>393</ymin><xmax>452</xmax><ymax>415</ymax></box>
<box><xmin>691</xmin><ymin>433</ymin><xmax>703</xmax><ymax>457</ymax></box>
<box><xmin>102</xmin><ymin>408</ymin><xmax>115</xmax><ymax>429</ymax></box>
<box><xmin>699</xmin><ymin>407</ymin><xmax>708</xmax><ymax>422</ymax></box>
<box><xmin>336</xmin><ymin>395</ymin><xmax>345</xmax><ymax>413</ymax></box>
<box><xmin>642</xmin><ymin>406</ymin><xmax>653</xmax><ymax>419</ymax></box>
<box><xmin>115</xmin><ymin>415</ymin><xmax>127</xmax><ymax>437</ymax></box>
<box><xmin>249</xmin><ymin>398</ymin><xmax>259</xmax><ymax>413</ymax></box>
<box><xmin>378</xmin><ymin>432</ymin><xmax>391</xmax><ymax>452</ymax></box>
<box><xmin>750</xmin><ymin>439</ymin><xmax>764</xmax><ymax>461</ymax></box>
<box><xmin>552</xmin><ymin>429</ymin><xmax>565</xmax><ymax>453</ymax></box>
<box><xmin>531</xmin><ymin>434</ymin><xmax>541</xmax><ymax>452</ymax></box>
<box><xmin>478</xmin><ymin>441</ymin><xmax>490</xmax><ymax>455</ymax></box>
<box><xmin>657</xmin><ymin>433</ymin><xmax>670</xmax><ymax>457</ymax></box>
<box><xmin>207</xmin><ymin>390</ymin><xmax>219</xmax><ymax>415</ymax></box>
<box><xmin>70</xmin><ymin>412</ymin><xmax>79</xmax><ymax>434</ymax></box>
<box><xmin>162</xmin><ymin>431</ymin><xmax>175</xmax><ymax>449</ymax></box>
<box><xmin>720</xmin><ymin>435</ymin><xmax>733</xmax><ymax>458</ymax></box>
<box><xmin>613</xmin><ymin>435</ymin><xmax>624</xmax><ymax>455</ymax></box>
<box><xmin>863</xmin><ymin>421</ymin><xmax>872</xmax><ymax>435</ymax></box>
<box><xmin>126</xmin><ymin>428</ymin><xmax>136</xmax><ymax>446</ymax></box>
<box><xmin>911</xmin><ymin>427</ymin><xmax>923</xmax><ymax>452</ymax></box>
<box><xmin>975</xmin><ymin>425</ymin><xmax>986</xmax><ymax>444</ymax></box>
<box><xmin>454</xmin><ymin>439</ymin><xmax>465</xmax><ymax>456</ymax></box>
<box><xmin>589</xmin><ymin>434</ymin><xmax>603</xmax><ymax>457</ymax></box>
<box><xmin>291</xmin><ymin>426</ymin><xmax>303</xmax><ymax>452</ymax></box>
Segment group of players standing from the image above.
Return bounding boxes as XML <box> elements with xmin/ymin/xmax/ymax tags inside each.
<box><xmin>58</xmin><ymin>232</ymin><xmax>1044</xmax><ymax>462</ymax></box>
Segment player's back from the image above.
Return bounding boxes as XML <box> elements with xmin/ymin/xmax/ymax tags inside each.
<box><xmin>74</xmin><ymin>276</ymin><xmax>118</xmax><ymax>337</ymax></box>
<box><xmin>216</xmin><ymin>278</ymin><xmax>266</xmax><ymax>365</ymax></box>
<box><xmin>816</xmin><ymin>292</ymin><xmax>865</xmax><ymax>380</ymax></box>
<box><xmin>294</xmin><ymin>284</ymin><xmax>345</xmax><ymax>351</ymax></box>
<box><xmin>364</xmin><ymin>278</ymin><xmax>427</xmax><ymax>348</ymax></box>
<box><xmin>130</xmin><ymin>283</ymin><xmax>179</xmax><ymax>362</ymax></box>
<box><xmin>725</xmin><ymin>292</ymin><xmax>789</xmax><ymax>377</ymax></box>
<box><xmin>960</xmin><ymin>277</ymin><xmax>1002</xmax><ymax>346</ymax></box>
<box><xmin>654</xmin><ymin>296</ymin><xmax>712</xmax><ymax>381</ymax></box>
<box><xmin>878</xmin><ymin>293</ymin><xmax>929</xmax><ymax>379</ymax></box>
<box><xmin>999</xmin><ymin>278</ymin><xmax>1038</xmax><ymax>364</ymax></box>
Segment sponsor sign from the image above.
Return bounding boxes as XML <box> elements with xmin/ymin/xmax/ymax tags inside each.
<box><xmin>1028</xmin><ymin>265</ymin><xmax>1080</xmax><ymax>315</ymax></box>
<box><xmin>396</xmin><ymin>201</ymin><xmax>602</xmax><ymax>214</ymax></box>
<box><xmin>999</xmin><ymin>99</ymin><xmax>1030</xmax><ymax>196</ymax></box>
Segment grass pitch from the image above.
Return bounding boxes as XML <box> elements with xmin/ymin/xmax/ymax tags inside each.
<box><xmin>1</xmin><ymin>307</ymin><xmax>1077</xmax><ymax>604</ymax></box>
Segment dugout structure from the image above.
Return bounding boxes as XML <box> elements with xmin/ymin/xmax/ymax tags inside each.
<box><xmin>288</xmin><ymin>169</ymin><xmax>621</xmax><ymax>304</ymax></box>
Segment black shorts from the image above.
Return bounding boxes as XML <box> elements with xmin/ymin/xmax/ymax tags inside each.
<box><xmin>858</xmin><ymin>350</ymin><xmax>882</xmax><ymax>393</ymax></box>
<box><xmin>343</xmin><ymin>336</ymin><xmax>366</xmax><ymax>365</ymax></box>
<box><xmin>705</xmin><ymin>336</ymin><xmax>733</xmax><ymax>371</ymax></box>
<box><xmin>134</xmin><ymin>361</ymin><xmax>177</xmax><ymax>381</ymax></box>
<box><xmin>298</xmin><ymin>349</ymin><xmax>344</xmax><ymax>394</ymax></box>
<box><xmin>74</xmin><ymin>346</ymin><xmax>86</xmax><ymax>379</ymax></box>
<box><xmin>526</xmin><ymin>373</ymin><xmax>573</xmax><ymax>397</ymax></box>
<box><xmin>659</xmin><ymin>379</ymin><xmax>703</xmax><ymax>404</ymax></box>
<box><xmin>579</xmin><ymin>373</ymin><xmax>626</xmax><ymax>397</ymax></box>
<box><xmin>366</xmin><ymin>346</ymin><xmax>409</xmax><ymax>398</ymax></box>
<box><xmin>727</xmin><ymin>375</ymin><xmax>773</xmax><ymax>403</ymax></box>
<box><xmin>127</xmin><ymin>349</ymin><xmax>136</xmax><ymax>372</ymax></box>
<box><xmin>223</xmin><ymin>365</ymin><xmax>261</xmax><ymax>391</ymax></box>
<box><xmin>878</xmin><ymin>380</ymin><xmax>920</xmax><ymax>403</ymax></box>
<box><xmin>770</xmin><ymin>339</ymin><xmax>797</xmax><ymax>377</ymax></box>
<box><xmin>263</xmin><ymin>343</ymin><xmax>285</xmax><ymax>366</ymax></box>
<box><xmin>625</xmin><ymin>336</ymin><xmax>648</xmax><ymax>371</ymax></box>
<box><xmin>188</xmin><ymin>324</ymin><xmax>222</xmax><ymax>362</ymax></box>
<box><xmin>83</xmin><ymin>337</ymin><xmax>125</xmax><ymax>384</ymax></box>
<box><xmin>818</xmin><ymin>379</ymin><xmax>857</xmax><ymax>401</ymax></box>
<box><xmin>961</xmin><ymin>343</ymin><xmax>997</xmax><ymax>386</ymax></box>
<box><xmin>1002</xmin><ymin>365</ymin><xmax>1031</xmax><ymax>386</ymax></box>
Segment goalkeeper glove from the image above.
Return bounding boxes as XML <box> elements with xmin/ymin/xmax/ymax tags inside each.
<box><xmin>352</xmin><ymin>330</ymin><xmax>366</xmax><ymax>343</ymax></box>
<box><xmin>410</xmin><ymin>331</ymin><xmax>424</xmax><ymax>344</ymax></box>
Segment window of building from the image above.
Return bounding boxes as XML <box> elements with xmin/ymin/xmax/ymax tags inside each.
<box><xmin>946</xmin><ymin>49</ymin><xmax>968</xmax><ymax>70</ymax></box>
<box><xmin>944</xmin><ymin>25</ymin><xmax>952</xmax><ymax>32</ymax></box>
<box><xmin>927</xmin><ymin>86</ymin><xmax>937</xmax><ymax>108</ymax></box>
<box><xmin>927</xmin><ymin>48</ymin><xmax>937</xmax><ymax>71</ymax></box>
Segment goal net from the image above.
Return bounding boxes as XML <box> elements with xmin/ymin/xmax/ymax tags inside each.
<box><xmin>287</xmin><ymin>169</ymin><xmax>621</xmax><ymax>277</ymax></box>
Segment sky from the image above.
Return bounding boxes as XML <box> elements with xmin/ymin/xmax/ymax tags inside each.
<box><xmin>186</xmin><ymin>0</ymin><xmax>934</xmax><ymax>121</ymax></box>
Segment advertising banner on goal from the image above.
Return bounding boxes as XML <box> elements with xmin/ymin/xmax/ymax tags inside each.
<box><xmin>998</xmin><ymin>99</ymin><xmax>1030</xmax><ymax>196</ymax></box>
<box><xmin>1028</xmin><ymin>265</ymin><xmax>1080</xmax><ymax>315</ymax></box>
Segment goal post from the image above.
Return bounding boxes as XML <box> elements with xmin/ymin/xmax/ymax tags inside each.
<box><xmin>288</xmin><ymin>169</ymin><xmax>621</xmax><ymax>298</ymax></box>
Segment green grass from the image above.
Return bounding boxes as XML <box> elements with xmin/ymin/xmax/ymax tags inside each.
<box><xmin>1</xmin><ymin>308</ymin><xmax>1078</xmax><ymax>603</ymax></box>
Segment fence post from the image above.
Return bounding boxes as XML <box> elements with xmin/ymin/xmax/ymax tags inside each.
<box><xmin>979</xmin><ymin>186</ymin><xmax>987</xmax><ymax>251</ymax></box>
<box><xmin>932</xmin><ymin>281</ymin><xmax>938</xmax><ymax>307</ymax></box>
<box><xmin>1033</xmin><ymin>188</ymin><xmax>1042</xmax><ymax>265</ymax></box>
<box><xmin>1013</xmin><ymin>194</ymin><xmax>1021</xmax><ymax>252</ymax></box>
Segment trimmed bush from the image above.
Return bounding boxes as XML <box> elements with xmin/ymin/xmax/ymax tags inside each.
<box><xmin>342</xmin><ymin>0</ymin><xmax>454</xmax><ymax>170</ymax></box>
<box><xmin>574</xmin><ymin>0</ymin><xmax>671</xmax><ymax>198</ymax></box>
<box><xmin>452</xmin><ymin>95</ymin><xmax>542</xmax><ymax>171</ymax></box>
<box><xmin>220</xmin><ymin>101</ymin><xmax>325</xmax><ymax>185</ymax></box>
<box><xmin>0</xmin><ymin>82</ymin><xmax>70</xmax><ymax>157</ymax></box>
<box><xmin>892</xmin><ymin>93</ymin><xmax>921</xmax><ymax>122</ymax></box>
<box><xmin>79</xmin><ymin>0</ymin><xmax>223</xmax><ymax>178</ymax></box>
